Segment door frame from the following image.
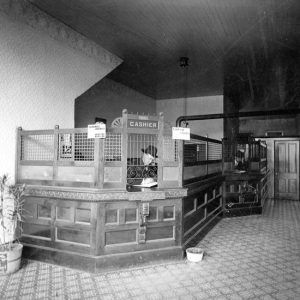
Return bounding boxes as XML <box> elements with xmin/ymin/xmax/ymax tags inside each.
<box><xmin>273</xmin><ymin>138</ymin><xmax>300</xmax><ymax>200</ymax></box>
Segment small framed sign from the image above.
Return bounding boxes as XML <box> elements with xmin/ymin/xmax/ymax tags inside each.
<box><xmin>88</xmin><ymin>122</ymin><xmax>106</xmax><ymax>139</ymax></box>
<box><xmin>172</xmin><ymin>127</ymin><xmax>190</xmax><ymax>140</ymax></box>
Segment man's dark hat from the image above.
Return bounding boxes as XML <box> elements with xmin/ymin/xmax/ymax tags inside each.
<box><xmin>141</xmin><ymin>145</ymin><xmax>158</xmax><ymax>158</ymax></box>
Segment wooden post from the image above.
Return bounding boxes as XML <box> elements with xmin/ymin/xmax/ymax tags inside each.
<box><xmin>178</xmin><ymin>139</ymin><xmax>183</xmax><ymax>188</ymax></box>
<box><xmin>94</xmin><ymin>137</ymin><xmax>104</xmax><ymax>189</ymax></box>
<box><xmin>15</xmin><ymin>127</ymin><xmax>22</xmax><ymax>184</ymax></box>
<box><xmin>96</xmin><ymin>202</ymin><xmax>106</xmax><ymax>255</ymax></box>
<box><xmin>53</xmin><ymin>125</ymin><xmax>59</xmax><ymax>184</ymax></box>
<box><xmin>206</xmin><ymin>140</ymin><xmax>209</xmax><ymax>176</ymax></box>
<box><xmin>157</xmin><ymin>112</ymin><xmax>164</xmax><ymax>188</ymax></box>
<box><xmin>90</xmin><ymin>202</ymin><xmax>98</xmax><ymax>255</ymax></box>
<box><xmin>121</xmin><ymin>109</ymin><xmax>128</xmax><ymax>189</ymax></box>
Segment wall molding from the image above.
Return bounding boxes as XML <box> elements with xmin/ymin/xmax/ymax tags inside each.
<box><xmin>25</xmin><ymin>186</ymin><xmax>187</xmax><ymax>202</ymax></box>
<box><xmin>0</xmin><ymin>0</ymin><xmax>122</xmax><ymax>68</ymax></box>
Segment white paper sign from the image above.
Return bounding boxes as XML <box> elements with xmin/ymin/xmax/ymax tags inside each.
<box><xmin>88</xmin><ymin>122</ymin><xmax>106</xmax><ymax>139</ymax></box>
<box><xmin>172</xmin><ymin>127</ymin><xmax>190</xmax><ymax>140</ymax></box>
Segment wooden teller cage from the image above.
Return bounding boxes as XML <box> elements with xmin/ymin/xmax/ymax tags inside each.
<box><xmin>17</xmin><ymin>109</ymin><xmax>225</xmax><ymax>272</ymax></box>
<box><xmin>222</xmin><ymin>134</ymin><xmax>269</xmax><ymax>217</ymax></box>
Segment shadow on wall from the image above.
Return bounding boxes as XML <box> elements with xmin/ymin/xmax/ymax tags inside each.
<box><xmin>74</xmin><ymin>78</ymin><xmax>156</xmax><ymax>128</ymax></box>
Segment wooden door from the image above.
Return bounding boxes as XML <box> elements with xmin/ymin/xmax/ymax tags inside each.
<box><xmin>274</xmin><ymin>140</ymin><xmax>299</xmax><ymax>200</ymax></box>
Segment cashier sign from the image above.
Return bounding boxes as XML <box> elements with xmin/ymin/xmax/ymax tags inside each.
<box><xmin>88</xmin><ymin>122</ymin><xmax>106</xmax><ymax>139</ymax></box>
<box><xmin>172</xmin><ymin>127</ymin><xmax>190</xmax><ymax>140</ymax></box>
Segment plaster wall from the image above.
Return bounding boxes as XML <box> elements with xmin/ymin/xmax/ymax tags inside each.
<box><xmin>156</xmin><ymin>95</ymin><xmax>223</xmax><ymax>140</ymax></box>
<box><xmin>0</xmin><ymin>1</ymin><xmax>121</xmax><ymax>181</ymax></box>
<box><xmin>75</xmin><ymin>78</ymin><xmax>156</xmax><ymax>128</ymax></box>
<box><xmin>240</xmin><ymin>117</ymin><xmax>298</xmax><ymax>136</ymax></box>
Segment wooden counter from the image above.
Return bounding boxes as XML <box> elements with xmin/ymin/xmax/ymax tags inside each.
<box><xmin>16</xmin><ymin>111</ymin><xmax>227</xmax><ymax>271</ymax></box>
<box><xmin>21</xmin><ymin>185</ymin><xmax>187</xmax><ymax>272</ymax></box>
<box><xmin>223</xmin><ymin>170</ymin><xmax>270</xmax><ymax>217</ymax></box>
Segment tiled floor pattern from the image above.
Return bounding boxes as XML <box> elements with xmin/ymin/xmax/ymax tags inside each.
<box><xmin>1</xmin><ymin>199</ymin><xmax>300</xmax><ymax>299</ymax></box>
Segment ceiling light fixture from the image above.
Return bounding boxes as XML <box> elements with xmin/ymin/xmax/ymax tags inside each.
<box><xmin>179</xmin><ymin>57</ymin><xmax>189</xmax><ymax>127</ymax></box>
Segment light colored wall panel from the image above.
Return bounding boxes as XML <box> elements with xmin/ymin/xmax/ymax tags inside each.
<box><xmin>157</xmin><ymin>95</ymin><xmax>223</xmax><ymax>140</ymax></box>
<box><xmin>19</xmin><ymin>165</ymin><xmax>53</xmax><ymax>180</ymax></box>
<box><xmin>163</xmin><ymin>167</ymin><xmax>179</xmax><ymax>181</ymax></box>
<box><xmin>57</xmin><ymin>167</ymin><xmax>94</xmax><ymax>182</ymax></box>
<box><xmin>75</xmin><ymin>78</ymin><xmax>156</xmax><ymax>128</ymax></box>
<box><xmin>104</xmin><ymin>167</ymin><xmax>122</xmax><ymax>182</ymax></box>
<box><xmin>0</xmin><ymin>1</ymin><xmax>121</xmax><ymax>181</ymax></box>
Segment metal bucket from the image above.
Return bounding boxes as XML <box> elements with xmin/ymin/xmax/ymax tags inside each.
<box><xmin>0</xmin><ymin>243</ymin><xmax>23</xmax><ymax>275</ymax></box>
<box><xmin>186</xmin><ymin>247</ymin><xmax>204</xmax><ymax>262</ymax></box>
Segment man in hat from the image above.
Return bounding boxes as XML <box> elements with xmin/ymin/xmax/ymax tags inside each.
<box><xmin>140</xmin><ymin>145</ymin><xmax>158</xmax><ymax>183</ymax></box>
<box><xmin>141</xmin><ymin>145</ymin><xmax>157</xmax><ymax>166</ymax></box>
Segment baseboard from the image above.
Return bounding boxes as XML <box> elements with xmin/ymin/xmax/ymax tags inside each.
<box><xmin>223</xmin><ymin>205</ymin><xmax>262</xmax><ymax>218</ymax></box>
<box><xmin>22</xmin><ymin>244</ymin><xmax>184</xmax><ymax>273</ymax></box>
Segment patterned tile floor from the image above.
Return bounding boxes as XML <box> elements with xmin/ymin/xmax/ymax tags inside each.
<box><xmin>1</xmin><ymin>199</ymin><xmax>300</xmax><ymax>299</ymax></box>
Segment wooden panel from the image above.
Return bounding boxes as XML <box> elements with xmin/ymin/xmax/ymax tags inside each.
<box><xmin>207</xmin><ymin>198</ymin><xmax>221</xmax><ymax>216</ymax></box>
<box><xmin>56</xmin><ymin>206</ymin><xmax>72</xmax><ymax>221</ymax></box>
<box><xmin>279</xmin><ymin>179</ymin><xmax>286</xmax><ymax>193</ymax></box>
<box><xmin>184</xmin><ymin>208</ymin><xmax>206</xmax><ymax>234</ymax></box>
<box><xmin>24</xmin><ymin>201</ymin><xmax>37</xmax><ymax>218</ymax></box>
<box><xmin>183</xmin><ymin>197</ymin><xmax>196</xmax><ymax>216</ymax></box>
<box><xmin>105</xmin><ymin>229</ymin><xmax>137</xmax><ymax>245</ymax></box>
<box><xmin>105</xmin><ymin>209</ymin><xmax>119</xmax><ymax>224</ymax></box>
<box><xmin>207</xmin><ymin>162</ymin><xmax>222</xmax><ymax>174</ymax></box>
<box><xmin>57</xmin><ymin>166</ymin><xmax>94</xmax><ymax>182</ymax></box>
<box><xmin>196</xmin><ymin>192</ymin><xmax>206</xmax><ymax>208</ymax></box>
<box><xmin>288</xmin><ymin>143</ymin><xmax>297</xmax><ymax>173</ymax></box>
<box><xmin>19</xmin><ymin>165</ymin><xmax>53</xmax><ymax>180</ymax></box>
<box><xmin>23</xmin><ymin>223</ymin><xmax>51</xmax><ymax>239</ymax></box>
<box><xmin>148</xmin><ymin>206</ymin><xmax>158</xmax><ymax>221</ymax></box>
<box><xmin>288</xmin><ymin>179</ymin><xmax>297</xmax><ymax>194</ymax></box>
<box><xmin>207</xmin><ymin>187</ymin><xmax>214</xmax><ymax>201</ymax></box>
<box><xmin>56</xmin><ymin>228</ymin><xmax>90</xmax><ymax>245</ymax></box>
<box><xmin>183</xmin><ymin>165</ymin><xmax>207</xmax><ymax>180</ymax></box>
<box><xmin>104</xmin><ymin>166</ymin><xmax>122</xmax><ymax>182</ymax></box>
<box><xmin>125</xmin><ymin>208</ymin><xmax>138</xmax><ymax>223</ymax></box>
<box><xmin>75</xmin><ymin>208</ymin><xmax>91</xmax><ymax>223</ymax></box>
<box><xmin>147</xmin><ymin>226</ymin><xmax>174</xmax><ymax>240</ymax></box>
<box><xmin>278</xmin><ymin>143</ymin><xmax>286</xmax><ymax>173</ymax></box>
<box><xmin>162</xmin><ymin>167</ymin><xmax>179</xmax><ymax>181</ymax></box>
<box><xmin>37</xmin><ymin>204</ymin><xmax>51</xmax><ymax>219</ymax></box>
<box><xmin>163</xmin><ymin>206</ymin><xmax>175</xmax><ymax>220</ymax></box>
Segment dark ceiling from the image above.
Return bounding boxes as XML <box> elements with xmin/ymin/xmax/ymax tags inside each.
<box><xmin>29</xmin><ymin>0</ymin><xmax>299</xmax><ymax>100</ymax></box>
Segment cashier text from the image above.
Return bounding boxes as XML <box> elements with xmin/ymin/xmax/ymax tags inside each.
<box><xmin>128</xmin><ymin>119</ymin><xmax>159</xmax><ymax>129</ymax></box>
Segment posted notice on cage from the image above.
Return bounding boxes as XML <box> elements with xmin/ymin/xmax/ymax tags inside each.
<box><xmin>88</xmin><ymin>122</ymin><xmax>106</xmax><ymax>139</ymax></box>
<box><xmin>172</xmin><ymin>127</ymin><xmax>190</xmax><ymax>140</ymax></box>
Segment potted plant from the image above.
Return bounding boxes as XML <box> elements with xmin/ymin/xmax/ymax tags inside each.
<box><xmin>0</xmin><ymin>174</ymin><xmax>25</xmax><ymax>274</ymax></box>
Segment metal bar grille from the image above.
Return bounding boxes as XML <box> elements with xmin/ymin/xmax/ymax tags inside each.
<box><xmin>184</xmin><ymin>140</ymin><xmax>207</xmax><ymax>163</ymax></box>
<box><xmin>57</xmin><ymin>133</ymin><xmax>95</xmax><ymax>161</ymax></box>
<box><xmin>74</xmin><ymin>133</ymin><xmax>94</xmax><ymax>161</ymax></box>
<box><xmin>223</xmin><ymin>140</ymin><xmax>233</xmax><ymax>162</ymax></box>
<box><xmin>127</xmin><ymin>134</ymin><xmax>158</xmax><ymax>184</ymax></box>
<box><xmin>21</xmin><ymin>134</ymin><xmax>54</xmax><ymax>160</ymax></box>
<box><xmin>184</xmin><ymin>137</ymin><xmax>222</xmax><ymax>165</ymax></box>
<box><xmin>104</xmin><ymin>133</ymin><xmax>122</xmax><ymax>161</ymax></box>
<box><xmin>208</xmin><ymin>142</ymin><xmax>222</xmax><ymax>160</ymax></box>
